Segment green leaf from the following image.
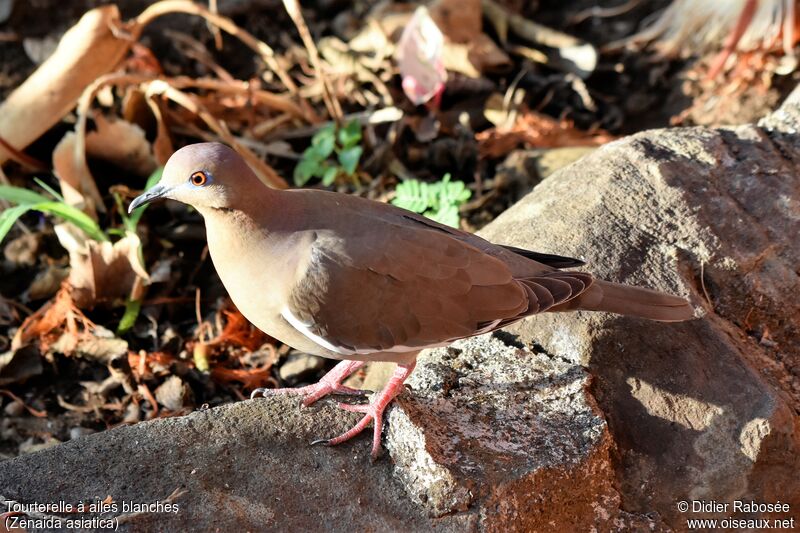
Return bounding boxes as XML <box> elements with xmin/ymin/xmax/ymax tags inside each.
<box><xmin>391</xmin><ymin>174</ymin><xmax>471</xmax><ymax>228</ymax></box>
<box><xmin>321</xmin><ymin>165</ymin><xmax>339</xmax><ymax>186</ymax></box>
<box><xmin>428</xmin><ymin>204</ymin><xmax>460</xmax><ymax>228</ymax></box>
<box><xmin>338</xmin><ymin>119</ymin><xmax>362</xmax><ymax>148</ymax></box>
<box><xmin>0</xmin><ymin>185</ymin><xmax>50</xmax><ymax>205</ymax></box>
<box><xmin>304</xmin><ymin>143</ymin><xmax>332</xmax><ymax>163</ymax></box>
<box><xmin>337</xmin><ymin>146</ymin><xmax>362</xmax><ymax>176</ymax></box>
<box><xmin>392</xmin><ymin>180</ymin><xmax>429</xmax><ymax>213</ymax></box>
<box><xmin>35</xmin><ymin>201</ymin><xmax>107</xmax><ymax>242</ymax></box>
<box><xmin>311</xmin><ymin>125</ymin><xmax>336</xmax><ymax>158</ymax></box>
<box><xmin>294</xmin><ymin>158</ymin><xmax>321</xmax><ymax>186</ymax></box>
<box><xmin>0</xmin><ymin>204</ymin><xmax>32</xmax><ymax>243</ymax></box>
<box><xmin>33</xmin><ymin>177</ymin><xmax>65</xmax><ymax>202</ymax></box>
<box><xmin>117</xmin><ymin>298</ymin><xmax>142</xmax><ymax>335</ymax></box>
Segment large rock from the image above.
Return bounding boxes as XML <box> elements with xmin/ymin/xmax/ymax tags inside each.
<box><xmin>478</xmin><ymin>89</ymin><xmax>800</xmax><ymax>526</ymax></box>
<box><xmin>0</xmin><ymin>397</ymin><xmax>460</xmax><ymax>531</ymax></box>
<box><xmin>2</xmin><ymin>88</ymin><xmax>800</xmax><ymax>531</ymax></box>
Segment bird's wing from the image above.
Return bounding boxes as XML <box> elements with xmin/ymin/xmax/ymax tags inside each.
<box><xmin>283</xmin><ymin>222</ymin><xmax>591</xmax><ymax>355</ymax></box>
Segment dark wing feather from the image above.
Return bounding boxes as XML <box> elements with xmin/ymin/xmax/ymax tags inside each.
<box><xmin>499</xmin><ymin>245</ymin><xmax>585</xmax><ymax>268</ymax></box>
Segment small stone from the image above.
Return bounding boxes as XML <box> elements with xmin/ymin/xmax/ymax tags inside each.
<box><xmin>19</xmin><ymin>437</ymin><xmax>60</xmax><ymax>455</ymax></box>
<box><xmin>3</xmin><ymin>400</ymin><xmax>24</xmax><ymax>417</ymax></box>
<box><xmin>69</xmin><ymin>427</ymin><xmax>95</xmax><ymax>440</ymax></box>
<box><xmin>3</xmin><ymin>233</ymin><xmax>40</xmax><ymax>267</ymax></box>
<box><xmin>154</xmin><ymin>376</ymin><xmax>187</xmax><ymax>411</ymax></box>
<box><xmin>278</xmin><ymin>352</ymin><xmax>326</xmax><ymax>385</ymax></box>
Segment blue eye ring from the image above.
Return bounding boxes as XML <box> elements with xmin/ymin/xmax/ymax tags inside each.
<box><xmin>190</xmin><ymin>170</ymin><xmax>211</xmax><ymax>186</ymax></box>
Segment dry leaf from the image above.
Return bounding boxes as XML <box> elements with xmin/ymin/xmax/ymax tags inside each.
<box><xmin>52</xmin><ymin>132</ymin><xmax>100</xmax><ymax>215</ymax></box>
<box><xmin>429</xmin><ymin>0</ymin><xmax>482</xmax><ymax>44</ymax></box>
<box><xmin>51</xmin><ymin>327</ymin><xmax>128</xmax><ymax>364</ymax></box>
<box><xmin>87</xmin><ymin>115</ymin><xmax>157</xmax><ymax>177</ymax></box>
<box><xmin>154</xmin><ymin>375</ymin><xmax>188</xmax><ymax>411</ymax></box>
<box><xmin>476</xmin><ymin>109</ymin><xmax>615</xmax><ymax>158</ymax></box>
<box><xmin>0</xmin><ymin>6</ymin><xmax>131</xmax><ymax>165</ymax></box>
<box><xmin>430</xmin><ymin>0</ymin><xmax>510</xmax><ymax>76</ymax></box>
<box><xmin>53</xmin><ymin>115</ymin><xmax>157</xmax><ymax>214</ymax></box>
<box><xmin>0</xmin><ymin>345</ymin><xmax>43</xmax><ymax>386</ymax></box>
<box><xmin>54</xmin><ymin>223</ymin><xmax>149</xmax><ymax>309</ymax></box>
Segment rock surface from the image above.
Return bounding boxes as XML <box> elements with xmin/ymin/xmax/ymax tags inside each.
<box><xmin>386</xmin><ymin>335</ymin><xmax>617</xmax><ymax>531</ymax></box>
<box><xmin>2</xmin><ymin>88</ymin><xmax>800</xmax><ymax>531</ymax></box>
<box><xmin>479</xmin><ymin>89</ymin><xmax>800</xmax><ymax>527</ymax></box>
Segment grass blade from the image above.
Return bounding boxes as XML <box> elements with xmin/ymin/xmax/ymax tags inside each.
<box><xmin>0</xmin><ymin>205</ymin><xmax>32</xmax><ymax>243</ymax></box>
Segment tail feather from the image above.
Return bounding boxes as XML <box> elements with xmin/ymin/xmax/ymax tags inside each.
<box><xmin>554</xmin><ymin>279</ymin><xmax>694</xmax><ymax>322</ymax></box>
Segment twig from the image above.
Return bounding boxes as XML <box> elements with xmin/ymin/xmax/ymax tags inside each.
<box><xmin>0</xmin><ymin>390</ymin><xmax>47</xmax><ymax>418</ymax></box>
<box><xmin>145</xmin><ymin>80</ymin><xmax>288</xmax><ymax>188</ymax></box>
<box><xmin>281</xmin><ymin>0</ymin><xmax>343</xmax><ymax>124</ymax></box>
<box><xmin>699</xmin><ymin>261</ymin><xmax>712</xmax><ymax>307</ymax></box>
<box><xmin>134</xmin><ymin>0</ymin><xmax>297</xmax><ymax>93</ymax></box>
<box><xmin>570</xmin><ymin>0</ymin><xmax>642</xmax><ymax>25</ymax></box>
<box><xmin>268</xmin><ymin>106</ymin><xmax>402</xmax><ymax>140</ymax></box>
<box><xmin>208</xmin><ymin>0</ymin><xmax>223</xmax><ymax>50</ymax></box>
<box><xmin>0</xmin><ymin>135</ymin><xmax>48</xmax><ymax>171</ymax></box>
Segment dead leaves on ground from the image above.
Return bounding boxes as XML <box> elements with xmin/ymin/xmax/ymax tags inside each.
<box><xmin>477</xmin><ymin>108</ymin><xmax>615</xmax><ymax>158</ymax></box>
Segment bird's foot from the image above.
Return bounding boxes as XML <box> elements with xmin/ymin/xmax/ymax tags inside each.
<box><xmin>250</xmin><ymin>359</ymin><xmax>366</xmax><ymax>407</ymax></box>
<box><xmin>311</xmin><ymin>361</ymin><xmax>416</xmax><ymax>460</ymax></box>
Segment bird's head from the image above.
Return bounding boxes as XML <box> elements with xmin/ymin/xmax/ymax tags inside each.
<box><xmin>128</xmin><ymin>142</ymin><xmax>260</xmax><ymax>213</ymax></box>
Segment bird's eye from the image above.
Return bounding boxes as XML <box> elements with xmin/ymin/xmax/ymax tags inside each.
<box><xmin>190</xmin><ymin>171</ymin><xmax>209</xmax><ymax>186</ymax></box>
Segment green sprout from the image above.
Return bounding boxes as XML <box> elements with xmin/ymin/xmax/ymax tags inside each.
<box><xmin>391</xmin><ymin>173</ymin><xmax>472</xmax><ymax>228</ymax></box>
<box><xmin>294</xmin><ymin>119</ymin><xmax>364</xmax><ymax>187</ymax></box>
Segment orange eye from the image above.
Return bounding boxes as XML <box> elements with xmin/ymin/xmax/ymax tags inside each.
<box><xmin>190</xmin><ymin>171</ymin><xmax>208</xmax><ymax>186</ymax></box>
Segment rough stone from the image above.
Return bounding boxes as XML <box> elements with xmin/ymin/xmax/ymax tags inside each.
<box><xmin>478</xmin><ymin>89</ymin><xmax>800</xmax><ymax>527</ymax></box>
<box><xmin>278</xmin><ymin>352</ymin><xmax>326</xmax><ymax>385</ymax></box>
<box><xmin>386</xmin><ymin>334</ymin><xmax>617</xmax><ymax>530</ymax></box>
<box><xmin>0</xmin><ymin>397</ymin><xmax>465</xmax><ymax>531</ymax></box>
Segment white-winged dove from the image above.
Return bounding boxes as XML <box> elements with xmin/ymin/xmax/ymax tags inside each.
<box><xmin>130</xmin><ymin>143</ymin><xmax>693</xmax><ymax>459</ymax></box>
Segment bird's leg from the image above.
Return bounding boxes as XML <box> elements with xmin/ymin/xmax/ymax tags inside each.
<box><xmin>312</xmin><ymin>361</ymin><xmax>416</xmax><ymax>460</ymax></box>
<box><xmin>250</xmin><ymin>359</ymin><xmax>367</xmax><ymax>407</ymax></box>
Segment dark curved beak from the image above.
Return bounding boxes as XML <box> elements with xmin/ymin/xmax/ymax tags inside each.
<box><xmin>128</xmin><ymin>184</ymin><xmax>169</xmax><ymax>214</ymax></box>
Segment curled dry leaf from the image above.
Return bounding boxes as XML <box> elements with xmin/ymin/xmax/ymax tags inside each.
<box><xmin>482</xmin><ymin>0</ymin><xmax>597</xmax><ymax>78</ymax></box>
<box><xmin>396</xmin><ymin>7</ymin><xmax>447</xmax><ymax>106</ymax></box>
<box><xmin>0</xmin><ymin>6</ymin><xmax>130</xmax><ymax>165</ymax></box>
<box><xmin>54</xmin><ymin>223</ymin><xmax>149</xmax><ymax>309</ymax></box>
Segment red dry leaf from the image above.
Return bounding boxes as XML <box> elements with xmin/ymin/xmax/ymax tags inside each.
<box><xmin>208</xmin><ymin>307</ymin><xmax>269</xmax><ymax>352</ymax></box>
<box><xmin>12</xmin><ymin>282</ymin><xmax>96</xmax><ymax>353</ymax></box>
<box><xmin>476</xmin><ymin>110</ymin><xmax>615</xmax><ymax>159</ymax></box>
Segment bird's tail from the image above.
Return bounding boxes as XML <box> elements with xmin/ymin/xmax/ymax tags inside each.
<box><xmin>553</xmin><ymin>279</ymin><xmax>694</xmax><ymax>322</ymax></box>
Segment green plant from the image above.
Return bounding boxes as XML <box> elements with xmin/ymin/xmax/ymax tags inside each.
<box><xmin>0</xmin><ymin>168</ymin><xmax>163</xmax><ymax>335</ymax></box>
<box><xmin>0</xmin><ymin>181</ymin><xmax>107</xmax><ymax>243</ymax></box>
<box><xmin>294</xmin><ymin>119</ymin><xmax>364</xmax><ymax>186</ymax></box>
<box><xmin>391</xmin><ymin>173</ymin><xmax>472</xmax><ymax>228</ymax></box>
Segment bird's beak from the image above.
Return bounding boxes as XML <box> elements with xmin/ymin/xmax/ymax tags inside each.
<box><xmin>128</xmin><ymin>184</ymin><xmax>169</xmax><ymax>213</ymax></box>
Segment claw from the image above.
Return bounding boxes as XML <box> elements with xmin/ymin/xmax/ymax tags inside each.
<box><xmin>310</xmin><ymin>361</ymin><xmax>416</xmax><ymax>460</ymax></box>
<box><xmin>249</xmin><ymin>360</ymin><xmax>366</xmax><ymax>406</ymax></box>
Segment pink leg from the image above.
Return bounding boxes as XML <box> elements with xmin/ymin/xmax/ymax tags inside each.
<box><xmin>250</xmin><ymin>360</ymin><xmax>366</xmax><ymax>407</ymax></box>
<box><xmin>312</xmin><ymin>361</ymin><xmax>416</xmax><ymax>460</ymax></box>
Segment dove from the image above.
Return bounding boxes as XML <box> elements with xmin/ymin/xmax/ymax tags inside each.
<box><xmin>129</xmin><ymin>142</ymin><xmax>693</xmax><ymax>459</ymax></box>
